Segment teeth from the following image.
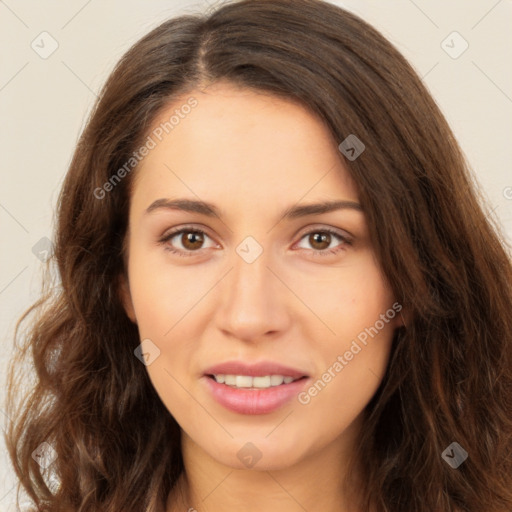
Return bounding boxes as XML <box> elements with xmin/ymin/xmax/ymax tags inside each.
<box><xmin>224</xmin><ymin>375</ymin><xmax>236</xmax><ymax>385</ymax></box>
<box><xmin>236</xmin><ymin>375</ymin><xmax>254</xmax><ymax>388</ymax></box>
<box><xmin>212</xmin><ymin>374</ymin><xmax>300</xmax><ymax>388</ymax></box>
<box><xmin>270</xmin><ymin>375</ymin><xmax>283</xmax><ymax>386</ymax></box>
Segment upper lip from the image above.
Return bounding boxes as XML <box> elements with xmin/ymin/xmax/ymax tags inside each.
<box><xmin>203</xmin><ymin>360</ymin><xmax>309</xmax><ymax>379</ymax></box>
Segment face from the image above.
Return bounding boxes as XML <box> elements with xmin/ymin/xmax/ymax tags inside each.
<box><xmin>120</xmin><ymin>81</ymin><xmax>402</xmax><ymax>471</ymax></box>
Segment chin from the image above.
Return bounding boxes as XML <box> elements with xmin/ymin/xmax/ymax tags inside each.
<box><xmin>202</xmin><ymin>434</ymin><xmax>307</xmax><ymax>471</ymax></box>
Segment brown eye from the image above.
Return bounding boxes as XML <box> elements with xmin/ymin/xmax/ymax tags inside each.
<box><xmin>308</xmin><ymin>232</ymin><xmax>332</xmax><ymax>250</ymax></box>
<box><xmin>296</xmin><ymin>228</ymin><xmax>352</xmax><ymax>256</ymax></box>
<box><xmin>160</xmin><ymin>228</ymin><xmax>217</xmax><ymax>257</ymax></box>
<box><xmin>180</xmin><ymin>231</ymin><xmax>205</xmax><ymax>251</ymax></box>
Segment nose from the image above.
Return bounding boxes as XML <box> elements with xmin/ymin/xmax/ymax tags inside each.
<box><xmin>214</xmin><ymin>244</ymin><xmax>292</xmax><ymax>343</ymax></box>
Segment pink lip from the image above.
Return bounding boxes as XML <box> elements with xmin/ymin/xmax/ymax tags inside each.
<box><xmin>201</xmin><ymin>360</ymin><xmax>310</xmax><ymax>415</ymax></box>
<box><xmin>202</xmin><ymin>375</ymin><xmax>310</xmax><ymax>415</ymax></box>
<box><xmin>203</xmin><ymin>360</ymin><xmax>309</xmax><ymax>379</ymax></box>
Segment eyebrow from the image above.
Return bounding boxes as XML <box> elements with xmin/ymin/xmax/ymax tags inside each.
<box><xmin>144</xmin><ymin>198</ymin><xmax>362</xmax><ymax>220</ymax></box>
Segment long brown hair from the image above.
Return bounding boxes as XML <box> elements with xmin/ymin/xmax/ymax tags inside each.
<box><xmin>5</xmin><ymin>0</ymin><xmax>512</xmax><ymax>510</ymax></box>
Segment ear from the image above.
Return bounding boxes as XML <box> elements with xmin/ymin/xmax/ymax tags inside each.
<box><xmin>118</xmin><ymin>273</ymin><xmax>137</xmax><ymax>324</ymax></box>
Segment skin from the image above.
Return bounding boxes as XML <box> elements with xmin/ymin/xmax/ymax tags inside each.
<box><xmin>119</xmin><ymin>81</ymin><xmax>403</xmax><ymax>512</ymax></box>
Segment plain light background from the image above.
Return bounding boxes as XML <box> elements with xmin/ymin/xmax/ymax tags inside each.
<box><xmin>1</xmin><ymin>0</ymin><xmax>511</xmax><ymax>509</ymax></box>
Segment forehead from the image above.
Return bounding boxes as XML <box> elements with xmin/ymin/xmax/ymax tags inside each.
<box><xmin>130</xmin><ymin>81</ymin><xmax>359</xmax><ymax>212</ymax></box>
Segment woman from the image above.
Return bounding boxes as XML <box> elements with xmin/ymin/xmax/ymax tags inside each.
<box><xmin>5</xmin><ymin>0</ymin><xmax>512</xmax><ymax>511</ymax></box>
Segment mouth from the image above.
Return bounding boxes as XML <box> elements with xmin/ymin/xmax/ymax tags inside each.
<box><xmin>206</xmin><ymin>374</ymin><xmax>307</xmax><ymax>389</ymax></box>
<box><xmin>201</xmin><ymin>361</ymin><xmax>311</xmax><ymax>415</ymax></box>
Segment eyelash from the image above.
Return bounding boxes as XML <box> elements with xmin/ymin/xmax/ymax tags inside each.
<box><xmin>158</xmin><ymin>225</ymin><xmax>353</xmax><ymax>258</ymax></box>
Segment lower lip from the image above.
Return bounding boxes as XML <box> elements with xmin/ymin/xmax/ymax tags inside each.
<box><xmin>203</xmin><ymin>375</ymin><xmax>310</xmax><ymax>415</ymax></box>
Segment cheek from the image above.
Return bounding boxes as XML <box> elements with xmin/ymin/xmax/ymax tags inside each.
<box><xmin>297</xmin><ymin>257</ymin><xmax>396</xmax><ymax>405</ymax></box>
<box><xmin>126</xmin><ymin>249</ymin><xmax>211</xmax><ymax>394</ymax></box>
<box><xmin>298</xmin><ymin>320</ymin><xmax>395</xmax><ymax>439</ymax></box>
<box><xmin>127</xmin><ymin>245</ymin><xmax>210</xmax><ymax>336</ymax></box>
<box><xmin>126</xmin><ymin>251</ymin><xmax>199</xmax><ymax>415</ymax></box>
<box><xmin>291</xmin><ymin>253</ymin><xmax>396</xmax><ymax>342</ymax></box>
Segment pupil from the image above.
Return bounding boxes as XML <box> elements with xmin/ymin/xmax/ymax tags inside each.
<box><xmin>184</xmin><ymin>232</ymin><xmax>203</xmax><ymax>249</ymax></box>
<box><xmin>311</xmin><ymin>232</ymin><xmax>330</xmax><ymax>250</ymax></box>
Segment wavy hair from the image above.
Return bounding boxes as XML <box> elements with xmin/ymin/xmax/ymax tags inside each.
<box><xmin>5</xmin><ymin>0</ymin><xmax>512</xmax><ymax>510</ymax></box>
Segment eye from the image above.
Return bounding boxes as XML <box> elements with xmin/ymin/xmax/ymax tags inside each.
<box><xmin>295</xmin><ymin>227</ymin><xmax>352</xmax><ymax>256</ymax></box>
<box><xmin>158</xmin><ymin>227</ymin><xmax>217</xmax><ymax>257</ymax></box>
<box><xmin>158</xmin><ymin>225</ymin><xmax>352</xmax><ymax>258</ymax></box>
